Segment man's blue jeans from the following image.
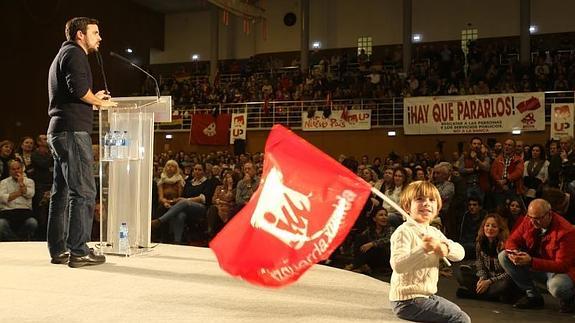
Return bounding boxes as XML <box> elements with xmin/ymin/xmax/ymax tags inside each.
<box><xmin>391</xmin><ymin>294</ymin><xmax>471</xmax><ymax>323</ymax></box>
<box><xmin>47</xmin><ymin>132</ymin><xmax>96</xmax><ymax>257</ymax></box>
<box><xmin>158</xmin><ymin>199</ymin><xmax>206</xmax><ymax>243</ymax></box>
<box><xmin>498</xmin><ymin>250</ymin><xmax>575</xmax><ymax>301</ymax></box>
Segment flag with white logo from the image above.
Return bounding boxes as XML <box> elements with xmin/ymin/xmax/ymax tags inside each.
<box><xmin>189</xmin><ymin>113</ymin><xmax>231</xmax><ymax>145</ymax></box>
<box><xmin>210</xmin><ymin>125</ymin><xmax>371</xmax><ymax>287</ymax></box>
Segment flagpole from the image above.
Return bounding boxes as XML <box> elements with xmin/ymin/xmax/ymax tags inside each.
<box><xmin>370</xmin><ymin>187</ymin><xmax>451</xmax><ymax>267</ymax></box>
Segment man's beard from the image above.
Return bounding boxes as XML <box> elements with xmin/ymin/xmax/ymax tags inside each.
<box><xmin>88</xmin><ymin>42</ymin><xmax>100</xmax><ymax>53</ymax></box>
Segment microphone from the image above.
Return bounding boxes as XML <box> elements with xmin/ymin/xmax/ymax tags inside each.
<box><xmin>110</xmin><ymin>51</ymin><xmax>160</xmax><ymax>100</ymax></box>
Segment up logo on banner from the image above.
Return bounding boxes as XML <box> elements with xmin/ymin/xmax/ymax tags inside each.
<box><xmin>551</xmin><ymin>103</ymin><xmax>574</xmax><ymax>140</ymax></box>
<box><xmin>230</xmin><ymin>113</ymin><xmax>247</xmax><ymax>144</ymax></box>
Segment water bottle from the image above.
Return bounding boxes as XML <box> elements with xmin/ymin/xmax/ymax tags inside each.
<box><xmin>110</xmin><ymin>131</ymin><xmax>120</xmax><ymax>159</ymax></box>
<box><xmin>119</xmin><ymin>222</ymin><xmax>130</xmax><ymax>256</ymax></box>
<box><xmin>119</xmin><ymin>131</ymin><xmax>129</xmax><ymax>159</ymax></box>
<box><xmin>103</xmin><ymin>131</ymin><xmax>111</xmax><ymax>159</ymax></box>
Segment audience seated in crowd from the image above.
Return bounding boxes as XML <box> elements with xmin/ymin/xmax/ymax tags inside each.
<box><xmin>455</xmin><ymin>213</ymin><xmax>517</xmax><ymax>302</ymax></box>
<box><xmin>0</xmin><ymin>159</ymin><xmax>37</xmax><ymax>241</ymax></box>
<box><xmin>151</xmin><ymin>163</ymin><xmax>216</xmax><ymax>244</ymax></box>
<box><xmin>344</xmin><ymin>206</ymin><xmax>394</xmax><ymax>275</ymax></box>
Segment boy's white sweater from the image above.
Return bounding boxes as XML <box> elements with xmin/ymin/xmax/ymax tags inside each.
<box><xmin>389</xmin><ymin>221</ymin><xmax>465</xmax><ymax>301</ymax></box>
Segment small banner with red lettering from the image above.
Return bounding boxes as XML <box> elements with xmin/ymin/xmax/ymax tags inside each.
<box><xmin>190</xmin><ymin>113</ymin><xmax>231</xmax><ymax>145</ymax></box>
<box><xmin>403</xmin><ymin>92</ymin><xmax>545</xmax><ymax>135</ymax></box>
<box><xmin>302</xmin><ymin>109</ymin><xmax>371</xmax><ymax>131</ymax></box>
<box><xmin>210</xmin><ymin>125</ymin><xmax>371</xmax><ymax>287</ymax></box>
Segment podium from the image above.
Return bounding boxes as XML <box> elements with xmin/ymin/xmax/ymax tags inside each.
<box><xmin>98</xmin><ymin>96</ymin><xmax>171</xmax><ymax>255</ymax></box>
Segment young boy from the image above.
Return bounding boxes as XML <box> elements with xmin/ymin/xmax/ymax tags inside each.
<box><xmin>389</xmin><ymin>180</ymin><xmax>471</xmax><ymax>323</ymax></box>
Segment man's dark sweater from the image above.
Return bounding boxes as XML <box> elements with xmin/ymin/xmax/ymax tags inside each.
<box><xmin>48</xmin><ymin>40</ymin><xmax>93</xmax><ymax>134</ymax></box>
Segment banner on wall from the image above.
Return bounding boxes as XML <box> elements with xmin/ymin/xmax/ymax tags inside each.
<box><xmin>550</xmin><ymin>103</ymin><xmax>574</xmax><ymax>140</ymax></box>
<box><xmin>230</xmin><ymin>112</ymin><xmax>248</xmax><ymax>144</ymax></box>
<box><xmin>189</xmin><ymin>113</ymin><xmax>231</xmax><ymax>145</ymax></box>
<box><xmin>301</xmin><ymin>109</ymin><xmax>371</xmax><ymax>131</ymax></box>
<box><xmin>403</xmin><ymin>92</ymin><xmax>545</xmax><ymax>135</ymax></box>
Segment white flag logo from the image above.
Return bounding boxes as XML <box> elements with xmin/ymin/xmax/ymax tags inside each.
<box><xmin>250</xmin><ymin>167</ymin><xmax>311</xmax><ymax>249</ymax></box>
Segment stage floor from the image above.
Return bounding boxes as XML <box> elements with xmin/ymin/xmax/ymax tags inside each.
<box><xmin>0</xmin><ymin>242</ymin><xmax>399</xmax><ymax>322</ymax></box>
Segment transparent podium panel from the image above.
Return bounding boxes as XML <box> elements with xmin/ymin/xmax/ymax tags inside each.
<box><xmin>98</xmin><ymin>96</ymin><xmax>171</xmax><ymax>256</ymax></box>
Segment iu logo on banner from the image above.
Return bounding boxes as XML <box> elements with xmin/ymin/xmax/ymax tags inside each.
<box><xmin>189</xmin><ymin>113</ymin><xmax>231</xmax><ymax>145</ymax></box>
<box><xmin>210</xmin><ymin>125</ymin><xmax>371</xmax><ymax>287</ymax></box>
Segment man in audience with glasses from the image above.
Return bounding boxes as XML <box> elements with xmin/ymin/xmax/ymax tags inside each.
<box><xmin>499</xmin><ymin>199</ymin><xmax>575</xmax><ymax>313</ymax></box>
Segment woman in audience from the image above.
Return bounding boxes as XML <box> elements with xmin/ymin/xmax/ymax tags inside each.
<box><xmin>156</xmin><ymin>160</ymin><xmax>185</xmax><ymax>218</ymax></box>
<box><xmin>206</xmin><ymin>171</ymin><xmax>237</xmax><ymax>238</ymax></box>
<box><xmin>14</xmin><ymin>136</ymin><xmax>35</xmax><ymax>177</ymax></box>
<box><xmin>344</xmin><ymin>206</ymin><xmax>394</xmax><ymax>274</ymax></box>
<box><xmin>455</xmin><ymin>213</ymin><xmax>515</xmax><ymax>302</ymax></box>
<box><xmin>383</xmin><ymin>166</ymin><xmax>409</xmax><ymax>227</ymax></box>
<box><xmin>497</xmin><ymin>196</ymin><xmax>526</xmax><ymax>232</ymax></box>
<box><xmin>414</xmin><ymin>166</ymin><xmax>427</xmax><ymax>181</ymax></box>
<box><xmin>522</xmin><ymin>143</ymin><xmax>549</xmax><ymax>203</ymax></box>
<box><xmin>0</xmin><ymin>140</ymin><xmax>15</xmax><ymax>180</ymax></box>
<box><xmin>360</xmin><ymin>167</ymin><xmax>379</xmax><ymax>186</ymax></box>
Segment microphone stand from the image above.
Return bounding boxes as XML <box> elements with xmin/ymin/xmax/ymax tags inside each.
<box><xmin>110</xmin><ymin>51</ymin><xmax>160</xmax><ymax>100</ymax></box>
<box><xmin>95</xmin><ymin>51</ymin><xmax>110</xmax><ymax>95</ymax></box>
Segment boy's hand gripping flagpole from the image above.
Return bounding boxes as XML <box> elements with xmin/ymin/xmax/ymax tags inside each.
<box><xmin>370</xmin><ymin>187</ymin><xmax>451</xmax><ymax>267</ymax></box>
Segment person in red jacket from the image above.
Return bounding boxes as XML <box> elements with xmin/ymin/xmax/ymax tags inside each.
<box><xmin>498</xmin><ymin>199</ymin><xmax>575</xmax><ymax>313</ymax></box>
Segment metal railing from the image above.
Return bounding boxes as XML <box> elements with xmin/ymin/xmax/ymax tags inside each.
<box><xmin>93</xmin><ymin>91</ymin><xmax>574</xmax><ymax>133</ymax></box>
<box><xmin>154</xmin><ymin>97</ymin><xmax>404</xmax><ymax>132</ymax></box>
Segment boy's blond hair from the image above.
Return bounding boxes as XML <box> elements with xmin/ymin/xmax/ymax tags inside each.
<box><xmin>399</xmin><ymin>180</ymin><xmax>442</xmax><ymax>215</ymax></box>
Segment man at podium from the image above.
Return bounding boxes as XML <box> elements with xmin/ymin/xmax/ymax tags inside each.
<box><xmin>46</xmin><ymin>17</ymin><xmax>117</xmax><ymax>268</ymax></box>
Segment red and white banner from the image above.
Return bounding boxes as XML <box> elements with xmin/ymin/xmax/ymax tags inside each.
<box><xmin>210</xmin><ymin>125</ymin><xmax>371</xmax><ymax>287</ymax></box>
<box><xmin>189</xmin><ymin>113</ymin><xmax>231</xmax><ymax>145</ymax></box>
<box><xmin>403</xmin><ymin>92</ymin><xmax>545</xmax><ymax>135</ymax></box>
<box><xmin>550</xmin><ymin>103</ymin><xmax>574</xmax><ymax>141</ymax></box>
<box><xmin>302</xmin><ymin>109</ymin><xmax>371</xmax><ymax>131</ymax></box>
<box><xmin>230</xmin><ymin>113</ymin><xmax>247</xmax><ymax>144</ymax></box>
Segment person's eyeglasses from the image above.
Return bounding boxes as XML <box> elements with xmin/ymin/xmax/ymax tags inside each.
<box><xmin>527</xmin><ymin>211</ymin><xmax>550</xmax><ymax>223</ymax></box>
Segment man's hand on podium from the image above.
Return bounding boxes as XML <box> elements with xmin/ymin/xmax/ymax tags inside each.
<box><xmin>95</xmin><ymin>90</ymin><xmax>118</xmax><ymax>108</ymax></box>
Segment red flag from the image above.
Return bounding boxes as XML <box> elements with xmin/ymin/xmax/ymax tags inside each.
<box><xmin>222</xmin><ymin>10</ymin><xmax>229</xmax><ymax>26</ymax></box>
<box><xmin>210</xmin><ymin>125</ymin><xmax>371</xmax><ymax>287</ymax></box>
<box><xmin>341</xmin><ymin>105</ymin><xmax>349</xmax><ymax>121</ymax></box>
<box><xmin>516</xmin><ymin>96</ymin><xmax>541</xmax><ymax>113</ymax></box>
<box><xmin>190</xmin><ymin>113</ymin><xmax>231</xmax><ymax>145</ymax></box>
<box><xmin>213</xmin><ymin>69</ymin><xmax>220</xmax><ymax>88</ymax></box>
<box><xmin>263</xmin><ymin>98</ymin><xmax>270</xmax><ymax>115</ymax></box>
